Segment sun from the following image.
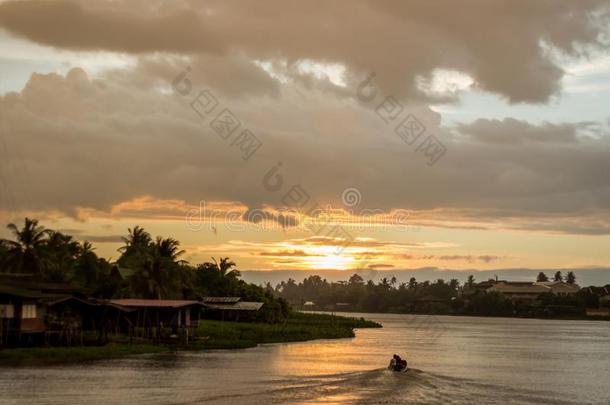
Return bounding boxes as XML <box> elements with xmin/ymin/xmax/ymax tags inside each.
<box><xmin>308</xmin><ymin>253</ymin><xmax>355</xmax><ymax>270</ymax></box>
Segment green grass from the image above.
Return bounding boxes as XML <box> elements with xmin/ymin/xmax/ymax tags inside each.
<box><xmin>190</xmin><ymin>312</ymin><xmax>381</xmax><ymax>349</ymax></box>
<box><xmin>0</xmin><ymin>313</ymin><xmax>381</xmax><ymax>365</ymax></box>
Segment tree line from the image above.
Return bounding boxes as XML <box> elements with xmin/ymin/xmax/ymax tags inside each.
<box><xmin>0</xmin><ymin>218</ymin><xmax>289</xmax><ymax>322</ymax></box>
<box><xmin>273</xmin><ymin>272</ymin><xmax>605</xmax><ymax>318</ymax></box>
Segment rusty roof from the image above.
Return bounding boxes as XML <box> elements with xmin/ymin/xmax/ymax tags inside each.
<box><xmin>109</xmin><ymin>299</ymin><xmax>203</xmax><ymax>308</ymax></box>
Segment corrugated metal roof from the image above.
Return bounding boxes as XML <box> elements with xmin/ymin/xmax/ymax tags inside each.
<box><xmin>201</xmin><ymin>297</ymin><xmax>241</xmax><ymax>303</ymax></box>
<box><xmin>203</xmin><ymin>301</ymin><xmax>264</xmax><ymax>311</ymax></box>
<box><xmin>109</xmin><ymin>299</ymin><xmax>203</xmax><ymax>308</ymax></box>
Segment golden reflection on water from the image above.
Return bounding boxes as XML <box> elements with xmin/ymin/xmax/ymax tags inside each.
<box><xmin>0</xmin><ymin>314</ymin><xmax>609</xmax><ymax>404</ymax></box>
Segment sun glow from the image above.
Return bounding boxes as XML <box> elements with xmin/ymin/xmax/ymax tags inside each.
<box><xmin>307</xmin><ymin>253</ymin><xmax>356</xmax><ymax>270</ymax></box>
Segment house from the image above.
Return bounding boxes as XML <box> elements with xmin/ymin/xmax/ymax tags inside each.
<box><xmin>534</xmin><ymin>281</ymin><xmax>580</xmax><ymax>295</ymax></box>
<box><xmin>107</xmin><ymin>299</ymin><xmax>206</xmax><ymax>337</ymax></box>
<box><xmin>461</xmin><ymin>279</ymin><xmax>504</xmax><ymax>298</ymax></box>
<box><xmin>0</xmin><ymin>278</ymin><xmax>98</xmax><ymax>346</ymax></box>
<box><xmin>200</xmin><ymin>297</ymin><xmax>264</xmax><ymax>321</ymax></box>
<box><xmin>586</xmin><ymin>286</ymin><xmax>610</xmax><ymax>307</ymax></box>
<box><xmin>109</xmin><ymin>265</ymin><xmax>136</xmax><ymax>282</ymax></box>
<box><xmin>302</xmin><ymin>301</ymin><xmax>316</xmax><ymax>310</ymax></box>
<box><xmin>0</xmin><ymin>273</ymin><xmax>265</xmax><ymax>346</ymax></box>
<box><xmin>486</xmin><ymin>282</ymin><xmax>550</xmax><ymax>301</ymax></box>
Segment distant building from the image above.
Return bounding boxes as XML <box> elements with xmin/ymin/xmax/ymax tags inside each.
<box><xmin>534</xmin><ymin>281</ymin><xmax>580</xmax><ymax>296</ymax></box>
<box><xmin>486</xmin><ymin>282</ymin><xmax>550</xmax><ymax>301</ymax></box>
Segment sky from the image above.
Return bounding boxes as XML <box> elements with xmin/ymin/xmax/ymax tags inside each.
<box><xmin>0</xmin><ymin>0</ymin><xmax>610</xmax><ymax>280</ymax></box>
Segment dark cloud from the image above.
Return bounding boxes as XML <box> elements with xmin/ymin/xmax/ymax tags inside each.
<box><xmin>368</xmin><ymin>263</ymin><xmax>394</xmax><ymax>269</ymax></box>
<box><xmin>241</xmin><ymin>208</ymin><xmax>299</xmax><ymax>228</ymax></box>
<box><xmin>397</xmin><ymin>254</ymin><xmax>503</xmax><ymax>263</ymax></box>
<box><xmin>0</xmin><ymin>0</ymin><xmax>223</xmax><ymax>54</ymax></box>
<box><xmin>1</xmin><ymin>54</ymin><xmax>610</xmax><ymax>235</ymax></box>
<box><xmin>0</xmin><ymin>0</ymin><xmax>608</xmax><ymax>102</ymax></box>
<box><xmin>437</xmin><ymin>255</ymin><xmax>503</xmax><ymax>263</ymax></box>
<box><xmin>259</xmin><ymin>249</ymin><xmax>322</xmax><ymax>257</ymax></box>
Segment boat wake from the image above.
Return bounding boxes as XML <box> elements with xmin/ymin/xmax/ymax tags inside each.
<box><xmin>191</xmin><ymin>367</ymin><xmax>586</xmax><ymax>405</ymax></box>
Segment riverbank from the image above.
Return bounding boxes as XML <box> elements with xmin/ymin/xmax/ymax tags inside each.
<box><xmin>0</xmin><ymin>312</ymin><xmax>381</xmax><ymax>366</ymax></box>
<box><xmin>306</xmin><ymin>308</ymin><xmax>610</xmax><ymax>321</ymax></box>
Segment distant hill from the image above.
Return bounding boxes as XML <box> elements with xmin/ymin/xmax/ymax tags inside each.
<box><xmin>241</xmin><ymin>267</ymin><xmax>610</xmax><ymax>287</ymax></box>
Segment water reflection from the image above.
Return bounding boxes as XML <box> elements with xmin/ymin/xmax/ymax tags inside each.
<box><xmin>1</xmin><ymin>314</ymin><xmax>609</xmax><ymax>404</ymax></box>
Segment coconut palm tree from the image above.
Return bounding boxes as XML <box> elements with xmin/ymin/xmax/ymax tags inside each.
<box><xmin>74</xmin><ymin>241</ymin><xmax>102</xmax><ymax>287</ymax></box>
<box><xmin>2</xmin><ymin>217</ymin><xmax>48</xmax><ymax>274</ymax></box>
<box><xmin>153</xmin><ymin>236</ymin><xmax>186</xmax><ymax>263</ymax></box>
<box><xmin>212</xmin><ymin>257</ymin><xmax>240</xmax><ymax>280</ymax></box>
<box><xmin>127</xmin><ymin>236</ymin><xmax>186</xmax><ymax>299</ymax></box>
<box><xmin>118</xmin><ymin>226</ymin><xmax>152</xmax><ymax>258</ymax></box>
<box><xmin>43</xmin><ymin>230</ymin><xmax>80</xmax><ymax>281</ymax></box>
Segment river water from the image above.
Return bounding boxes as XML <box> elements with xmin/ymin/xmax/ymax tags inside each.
<box><xmin>1</xmin><ymin>314</ymin><xmax>609</xmax><ymax>404</ymax></box>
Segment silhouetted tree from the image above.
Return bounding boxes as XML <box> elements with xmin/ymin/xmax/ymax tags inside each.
<box><xmin>43</xmin><ymin>230</ymin><xmax>80</xmax><ymax>282</ymax></box>
<box><xmin>554</xmin><ymin>271</ymin><xmax>563</xmax><ymax>282</ymax></box>
<box><xmin>566</xmin><ymin>271</ymin><xmax>576</xmax><ymax>284</ymax></box>
<box><xmin>348</xmin><ymin>273</ymin><xmax>364</xmax><ymax>286</ymax></box>
<box><xmin>537</xmin><ymin>272</ymin><xmax>549</xmax><ymax>282</ymax></box>
<box><xmin>2</xmin><ymin>217</ymin><xmax>48</xmax><ymax>274</ymax></box>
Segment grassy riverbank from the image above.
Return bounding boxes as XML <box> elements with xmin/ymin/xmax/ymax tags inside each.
<box><xmin>192</xmin><ymin>312</ymin><xmax>380</xmax><ymax>350</ymax></box>
<box><xmin>0</xmin><ymin>313</ymin><xmax>381</xmax><ymax>366</ymax></box>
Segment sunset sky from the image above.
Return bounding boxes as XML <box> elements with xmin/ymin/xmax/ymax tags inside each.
<box><xmin>1</xmin><ymin>1</ymin><xmax>610</xmax><ymax>275</ymax></box>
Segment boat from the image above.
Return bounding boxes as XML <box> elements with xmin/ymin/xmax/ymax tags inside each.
<box><xmin>388</xmin><ymin>356</ymin><xmax>408</xmax><ymax>372</ymax></box>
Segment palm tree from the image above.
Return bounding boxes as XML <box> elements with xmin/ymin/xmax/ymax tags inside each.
<box><xmin>43</xmin><ymin>230</ymin><xmax>80</xmax><ymax>281</ymax></box>
<box><xmin>118</xmin><ymin>226</ymin><xmax>152</xmax><ymax>258</ymax></box>
<box><xmin>2</xmin><ymin>217</ymin><xmax>48</xmax><ymax>274</ymax></box>
<box><xmin>466</xmin><ymin>275</ymin><xmax>475</xmax><ymax>288</ymax></box>
<box><xmin>212</xmin><ymin>257</ymin><xmax>240</xmax><ymax>279</ymax></box>
<box><xmin>128</xmin><ymin>236</ymin><xmax>186</xmax><ymax>299</ymax></box>
<box><xmin>390</xmin><ymin>276</ymin><xmax>397</xmax><ymax>287</ymax></box>
<box><xmin>153</xmin><ymin>237</ymin><xmax>186</xmax><ymax>263</ymax></box>
<box><xmin>74</xmin><ymin>241</ymin><xmax>101</xmax><ymax>287</ymax></box>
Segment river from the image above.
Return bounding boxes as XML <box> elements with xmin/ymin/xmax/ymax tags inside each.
<box><xmin>1</xmin><ymin>314</ymin><xmax>609</xmax><ymax>404</ymax></box>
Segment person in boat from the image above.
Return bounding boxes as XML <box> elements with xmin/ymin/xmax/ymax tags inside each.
<box><xmin>388</xmin><ymin>354</ymin><xmax>398</xmax><ymax>370</ymax></box>
<box><xmin>399</xmin><ymin>356</ymin><xmax>407</xmax><ymax>371</ymax></box>
<box><xmin>389</xmin><ymin>354</ymin><xmax>407</xmax><ymax>371</ymax></box>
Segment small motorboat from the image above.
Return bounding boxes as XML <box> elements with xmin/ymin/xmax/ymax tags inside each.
<box><xmin>388</xmin><ymin>354</ymin><xmax>408</xmax><ymax>372</ymax></box>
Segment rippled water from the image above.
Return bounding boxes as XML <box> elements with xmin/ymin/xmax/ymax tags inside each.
<box><xmin>1</xmin><ymin>314</ymin><xmax>609</xmax><ymax>404</ymax></box>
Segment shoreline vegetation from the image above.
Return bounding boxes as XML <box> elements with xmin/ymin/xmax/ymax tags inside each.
<box><xmin>0</xmin><ymin>312</ymin><xmax>381</xmax><ymax>366</ymax></box>
<box><xmin>308</xmin><ymin>309</ymin><xmax>610</xmax><ymax>322</ymax></box>
<box><xmin>276</xmin><ymin>274</ymin><xmax>610</xmax><ymax>320</ymax></box>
